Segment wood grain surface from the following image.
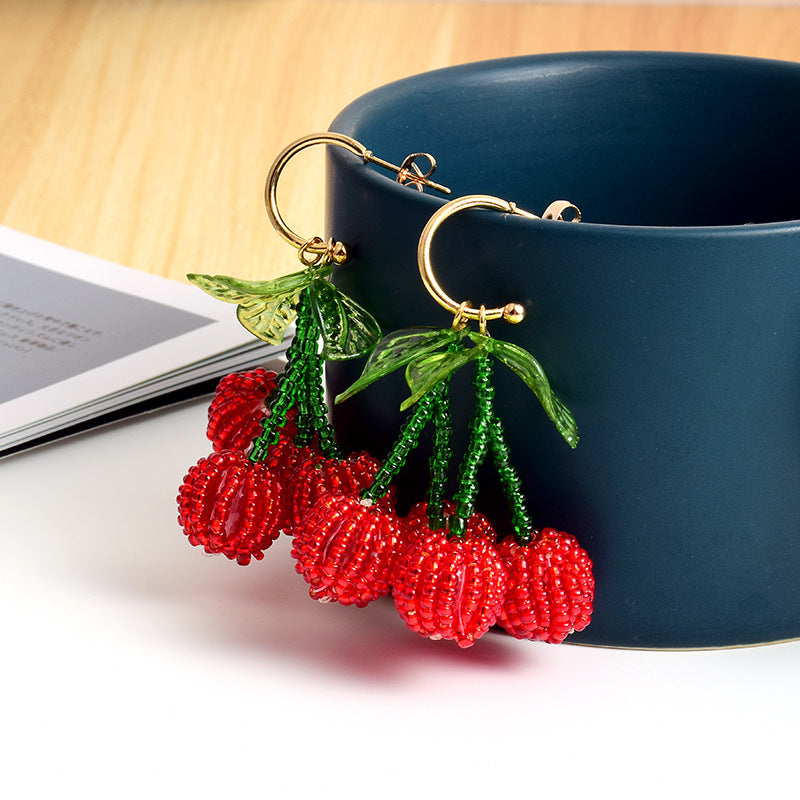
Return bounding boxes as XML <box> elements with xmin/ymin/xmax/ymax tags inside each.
<box><xmin>2</xmin><ymin>0</ymin><xmax>800</xmax><ymax>280</ymax></box>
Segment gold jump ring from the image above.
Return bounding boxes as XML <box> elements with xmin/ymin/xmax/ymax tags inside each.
<box><xmin>452</xmin><ymin>300</ymin><xmax>471</xmax><ymax>331</ymax></box>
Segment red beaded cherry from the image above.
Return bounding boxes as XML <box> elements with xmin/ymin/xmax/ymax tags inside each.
<box><xmin>207</xmin><ymin>369</ymin><xmax>297</xmax><ymax>453</ymax></box>
<box><xmin>392</xmin><ymin>524</ymin><xmax>508</xmax><ymax>648</ymax></box>
<box><xmin>391</xmin><ymin>501</ymin><xmax>496</xmax><ymax>585</ymax></box>
<box><xmin>263</xmin><ymin>439</ymin><xmax>319</xmax><ymax>483</ymax></box>
<box><xmin>497</xmin><ymin>529</ymin><xmax>594</xmax><ymax>644</ymax></box>
<box><xmin>176</xmin><ymin>450</ymin><xmax>284</xmax><ymax>565</ymax></box>
<box><xmin>291</xmin><ymin>493</ymin><xmax>401</xmax><ymax>606</ymax></box>
<box><xmin>284</xmin><ymin>450</ymin><xmax>389</xmax><ymax>533</ymax></box>
<box><xmin>403</xmin><ymin>500</ymin><xmax>496</xmax><ymax>541</ymax></box>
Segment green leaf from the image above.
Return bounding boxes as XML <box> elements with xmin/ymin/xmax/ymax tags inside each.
<box><xmin>307</xmin><ymin>279</ymin><xmax>382</xmax><ymax>360</ymax></box>
<box><xmin>236</xmin><ymin>296</ymin><xmax>297</xmax><ymax>345</ymax></box>
<box><xmin>187</xmin><ymin>271</ymin><xmax>311</xmax><ymax>303</ymax></box>
<box><xmin>467</xmin><ymin>331</ymin><xmax>492</xmax><ymax>349</ymax></box>
<box><xmin>401</xmin><ymin>346</ymin><xmax>482</xmax><ymax>411</ymax></box>
<box><xmin>186</xmin><ymin>272</ymin><xmax>310</xmax><ymax>344</ymax></box>
<box><xmin>488</xmin><ymin>338</ymin><xmax>579</xmax><ymax>448</ymax></box>
<box><xmin>335</xmin><ymin>327</ymin><xmax>461</xmax><ymax>403</ymax></box>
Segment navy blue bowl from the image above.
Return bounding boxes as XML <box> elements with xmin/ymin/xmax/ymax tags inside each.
<box><xmin>324</xmin><ymin>52</ymin><xmax>800</xmax><ymax>648</ymax></box>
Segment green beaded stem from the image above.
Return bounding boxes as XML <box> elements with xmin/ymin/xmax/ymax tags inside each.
<box><xmin>249</xmin><ymin>354</ymin><xmax>303</xmax><ymax>461</ymax></box>
<box><xmin>425</xmin><ymin>384</ymin><xmax>454</xmax><ymax>531</ymax></box>
<box><xmin>289</xmin><ymin>299</ymin><xmax>318</xmax><ymax>448</ymax></box>
<box><xmin>302</xmin><ymin>346</ymin><xmax>340</xmax><ymax>458</ymax></box>
<box><xmin>488</xmin><ymin>414</ymin><xmax>536</xmax><ymax>543</ymax></box>
<box><xmin>292</xmin><ymin>382</ymin><xmax>314</xmax><ymax>449</ymax></box>
<box><xmin>362</xmin><ymin>381</ymin><xmax>445</xmax><ymax>503</ymax></box>
<box><xmin>448</xmin><ymin>352</ymin><xmax>494</xmax><ymax>537</ymax></box>
<box><xmin>249</xmin><ymin>290</ymin><xmax>339</xmax><ymax>461</ymax></box>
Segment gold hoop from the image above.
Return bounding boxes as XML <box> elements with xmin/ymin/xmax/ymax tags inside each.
<box><xmin>417</xmin><ymin>194</ymin><xmax>534</xmax><ymax>327</ymax></box>
<box><xmin>265</xmin><ymin>132</ymin><xmax>451</xmax><ymax>265</ymax></box>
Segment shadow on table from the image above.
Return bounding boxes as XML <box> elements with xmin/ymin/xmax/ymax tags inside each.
<box><xmin>84</xmin><ymin>528</ymin><xmax>526</xmax><ymax>682</ymax></box>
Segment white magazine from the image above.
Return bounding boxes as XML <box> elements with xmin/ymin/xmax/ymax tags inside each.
<box><xmin>0</xmin><ymin>226</ymin><xmax>288</xmax><ymax>455</ymax></box>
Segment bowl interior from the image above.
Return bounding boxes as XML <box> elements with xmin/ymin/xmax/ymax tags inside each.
<box><xmin>332</xmin><ymin>52</ymin><xmax>800</xmax><ymax>227</ymax></box>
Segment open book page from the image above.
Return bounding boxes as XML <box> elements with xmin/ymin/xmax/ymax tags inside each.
<box><xmin>0</xmin><ymin>227</ymin><xmax>287</xmax><ymax>455</ymax></box>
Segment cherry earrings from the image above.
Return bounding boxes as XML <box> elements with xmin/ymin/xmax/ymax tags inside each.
<box><xmin>176</xmin><ymin>136</ymin><xmax>594</xmax><ymax>647</ymax></box>
<box><xmin>325</xmin><ymin>194</ymin><xmax>593</xmax><ymax>645</ymax></box>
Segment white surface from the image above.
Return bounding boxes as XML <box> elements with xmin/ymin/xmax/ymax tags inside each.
<box><xmin>2</xmin><ymin>398</ymin><xmax>798</xmax><ymax>799</ymax></box>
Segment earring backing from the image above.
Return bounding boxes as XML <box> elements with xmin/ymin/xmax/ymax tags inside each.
<box><xmin>265</xmin><ymin>132</ymin><xmax>452</xmax><ymax>266</ymax></box>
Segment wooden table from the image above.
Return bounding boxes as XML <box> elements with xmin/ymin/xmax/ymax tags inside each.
<box><xmin>2</xmin><ymin>0</ymin><xmax>800</xmax><ymax>281</ymax></box>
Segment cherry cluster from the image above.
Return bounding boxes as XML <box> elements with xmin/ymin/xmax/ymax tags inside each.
<box><xmin>177</xmin><ymin>367</ymin><xmax>383</xmax><ymax>564</ymax></box>
<box><xmin>177</xmin><ymin>367</ymin><xmax>594</xmax><ymax>648</ymax></box>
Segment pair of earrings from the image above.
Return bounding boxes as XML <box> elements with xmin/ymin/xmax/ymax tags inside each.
<box><xmin>176</xmin><ymin>133</ymin><xmax>594</xmax><ymax>648</ymax></box>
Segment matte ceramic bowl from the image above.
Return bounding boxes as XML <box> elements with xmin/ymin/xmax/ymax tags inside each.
<box><xmin>324</xmin><ymin>52</ymin><xmax>800</xmax><ymax>648</ymax></box>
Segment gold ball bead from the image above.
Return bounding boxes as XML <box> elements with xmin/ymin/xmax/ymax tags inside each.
<box><xmin>503</xmin><ymin>303</ymin><xmax>525</xmax><ymax>324</ymax></box>
<box><xmin>331</xmin><ymin>241</ymin><xmax>349</xmax><ymax>265</ymax></box>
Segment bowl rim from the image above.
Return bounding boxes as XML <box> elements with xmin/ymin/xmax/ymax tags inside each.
<box><xmin>329</xmin><ymin>51</ymin><xmax>800</xmax><ymax>236</ymax></box>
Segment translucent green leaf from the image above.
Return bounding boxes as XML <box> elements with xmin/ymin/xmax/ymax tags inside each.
<box><xmin>187</xmin><ymin>271</ymin><xmax>311</xmax><ymax>303</ymax></box>
<box><xmin>307</xmin><ymin>279</ymin><xmax>382</xmax><ymax>360</ymax></box>
<box><xmin>467</xmin><ymin>331</ymin><xmax>492</xmax><ymax>349</ymax></box>
<box><xmin>335</xmin><ymin>327</ymin><xmax>461</xmax><ymax>403</ymax></box>
<box><xmin>186</xmin><ymin>272</ymin><xmax>309</xmax><ymax>344</ymax></box>
<box><xmin>488</xmin><ymin>339</ymin><xmax>579</xmax><ymax>448</ymax></box>
<box><xmin>401</xmin><ymin>347</ymin><xmax>482</xmax><ymax>411</ymax></box>
<box><xmin>236</xmin><ymin>296</ymin><xmax>297</xmax><ymax>345</ymax></box>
